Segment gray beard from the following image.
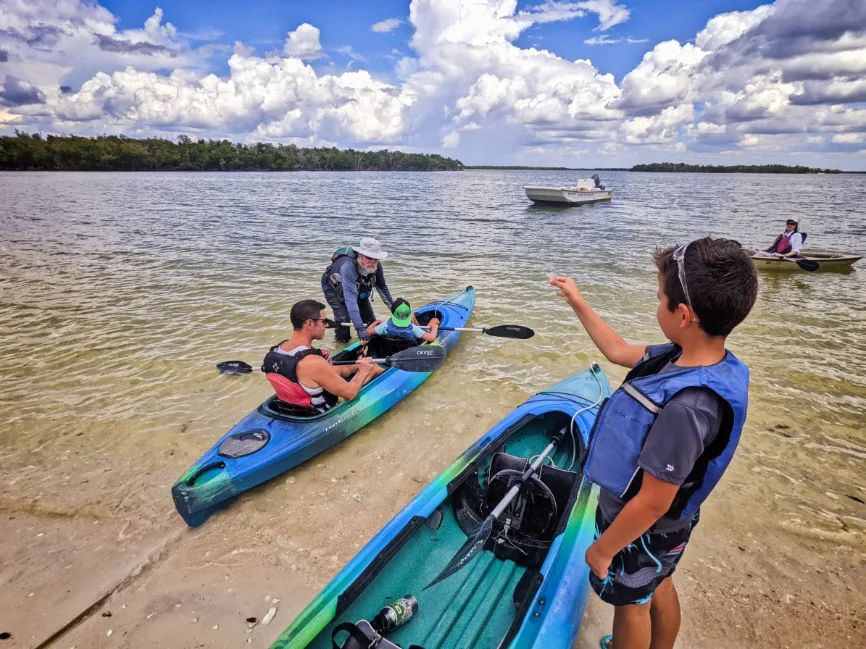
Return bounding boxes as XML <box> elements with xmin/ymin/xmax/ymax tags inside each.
<box><xmin>356</xmin><ymin>261</ymin><xmax>374</xmax><ymax>276</ymax></box>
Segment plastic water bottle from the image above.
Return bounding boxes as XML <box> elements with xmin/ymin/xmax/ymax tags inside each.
<box><xmin>372</xmin><ymin>595</ymin><xmax>418</xmax><ymax>633</ymax></box>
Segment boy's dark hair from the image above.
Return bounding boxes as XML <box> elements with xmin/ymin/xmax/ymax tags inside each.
<box><xmin>290</xmin><ymin>299</ymin><xmax>326</xmax><ymax>330</ymax></box>
<box><xmin>654</xmin><ymin>237</ymin><xmax>758</xmax><ymax>337</ymax></box>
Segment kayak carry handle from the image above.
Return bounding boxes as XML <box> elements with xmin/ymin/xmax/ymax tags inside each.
<box><xmin>186</xmin><ymin>461</ymin><xmax>227</xmax><ymax>487</ymax></box>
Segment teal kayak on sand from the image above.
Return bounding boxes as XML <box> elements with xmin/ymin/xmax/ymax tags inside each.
<box><xmin>270</xmin><ymin>363</ymin><xmax>611</xmax><ymax>649</ymax></box>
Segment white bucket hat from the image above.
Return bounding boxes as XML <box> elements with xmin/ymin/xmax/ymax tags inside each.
<box><xmin>355</xmin><ymin>237</ymin><xmax>388</xmax><ymax>260</ymax></box>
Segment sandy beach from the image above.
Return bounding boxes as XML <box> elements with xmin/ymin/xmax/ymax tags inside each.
<box><xmin>3</xmin><ymin>379</ymin><xmax>864</xmax><ymax>649</ymax></box>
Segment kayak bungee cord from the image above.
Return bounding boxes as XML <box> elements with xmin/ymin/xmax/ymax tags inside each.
<box><xmin>567</xmin><ymin>361</ymin><xmax>605</xmax><ymax>471</ymax></box>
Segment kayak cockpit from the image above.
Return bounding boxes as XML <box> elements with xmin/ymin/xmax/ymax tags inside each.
<box><xmin>313</xmin><ymin>411</ymin><xmax>586</xmax><ymax>649</ymax></box>
<box><xmin>259</xmin><ymin>309</ymin><xmax>447</xmax><ymax>421</ymax></box>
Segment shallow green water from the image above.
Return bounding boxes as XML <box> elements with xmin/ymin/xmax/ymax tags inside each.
<box><xmin>0</xmin><ymin>169</ymin><xmax>864</xmax><ymax>544</ymax></box>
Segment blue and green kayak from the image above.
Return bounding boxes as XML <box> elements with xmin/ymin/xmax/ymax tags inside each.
<box><xmin>271</xmin><ymin>363</ymin><xmax>612</xmax><ymax>649</ymax></box>
<box><xmin>172</xmin><ymin>286</ymin><xmax>476</xmax><ymax>527</ymax></box>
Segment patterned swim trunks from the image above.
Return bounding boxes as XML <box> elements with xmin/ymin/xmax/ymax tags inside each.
<box><xmin>588</xmin><ymin>507</ymin><xmax>699</xmax><ymax>606</ymax></box>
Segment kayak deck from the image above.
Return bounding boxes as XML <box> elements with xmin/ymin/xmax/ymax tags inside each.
<box><xmin>295</xmin><ymin>410</ymin><xmax>597</xmax><ymax>649</ymax></box>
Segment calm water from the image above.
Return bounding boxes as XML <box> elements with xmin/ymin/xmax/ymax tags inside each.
<box><xmin>1</xmin><ymin>170</ymin><xmax>864</xmax><ymax>542</ymax></box>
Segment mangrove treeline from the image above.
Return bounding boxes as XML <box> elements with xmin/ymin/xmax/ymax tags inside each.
<box><xmin>0</xmin><ymin>132</ymin><xmax>464</xmax><ymax>172</ymax></box>
<box><xmin>631</xmin><ymin>162</ymin><xmax>841</xmax><ymax>174</ymax></box>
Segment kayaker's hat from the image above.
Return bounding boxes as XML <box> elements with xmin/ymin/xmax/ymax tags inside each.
<box><xmin>390</xmin><ymin>298</ymin><xmax>412</xmax><ymax>328</ymax></box>
<box><xmin>355</xmin><ymin>237</ymin><xmax>388</xmax><ymax>260</ymax></box>
<box><xmin>786</xmin><ymin>219</ymin><xmax>798</xmax><ymax>226</ymax></box>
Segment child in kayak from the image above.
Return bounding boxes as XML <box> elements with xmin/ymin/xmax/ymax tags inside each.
<box><xmin>550</xmin><ymin>237</ymin><xmax>758</xmax><ymax>649</ymax></box>
<box><xmin>366</xmin><ymin>298</ymin><xmax>440</xmax><ymax>346</ymax></box>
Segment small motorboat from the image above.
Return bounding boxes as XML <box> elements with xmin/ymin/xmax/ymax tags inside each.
<box><xmin>524</xmin><ymin>174</ymin><xmax>613</xmax><ymax>205</ymax></box>
<box><xmin>750</xmin><ymin>250</ymin><xmax>862</xmax><ymax>272</ymax></box>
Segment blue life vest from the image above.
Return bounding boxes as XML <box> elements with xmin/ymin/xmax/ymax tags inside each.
<box><xmin>582</xmin><ymin>343</ymin><xmax>749</xmax><ymax>520</ymax></box>
<box><xmin>384</xmin><ymin>319</ymin><xmax>416</xmax><ymax>341</ymax></box>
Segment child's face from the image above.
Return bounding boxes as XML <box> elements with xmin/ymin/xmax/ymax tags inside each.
<box><xmin>656</xmin><ymin>274</ymin><xmax>689</xmax><ymax>342</ymax></box>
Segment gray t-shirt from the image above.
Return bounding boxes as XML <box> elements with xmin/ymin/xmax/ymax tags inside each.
<box><xmin>597</xmin><ymin>355</ymin><xmax>726</xmax><ymax>533</ymax></box>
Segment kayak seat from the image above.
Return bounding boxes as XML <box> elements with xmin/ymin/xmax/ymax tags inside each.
<box><xmin>452</xmin><ymin>452</ymin><xmax>580</xmax><ymax>569</ymax></box>
<box><xmin>416</xmin><ymin>309</ymin><xmax>444</xmax><ymax>327</ymax></box>
<box><xmin>376</xmin><ymin>336</ymin><xmax>418</xmax><ymax>356</ymax></box>
<box><xmin>484</xmin><ymin>453</ymin><xmax>579</xmax><ymax>538</ymax></box>
<box><xmin>261</xmin><ymin>395</ymin><xmax>320</xmax><ymax>418</ymax></box>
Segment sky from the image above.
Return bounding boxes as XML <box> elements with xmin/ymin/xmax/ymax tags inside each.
<box><xmin>2</xmin><ymin>0</ymin><xmax>866</xmax><ymax>169</ymax></box>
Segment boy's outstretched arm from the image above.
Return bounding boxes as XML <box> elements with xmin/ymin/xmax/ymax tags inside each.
<box><xmin>550</xmin><ymin>276</ymin><xmax>647</xmax><ymax>368</ymax></box>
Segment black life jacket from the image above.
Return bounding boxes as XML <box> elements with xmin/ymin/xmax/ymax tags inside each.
<box><xmin>262</xmin><ymin>343</ymin><xmax>338</xmax><ymax>411</ymax></box>
<box><xmin>324</xmin><ymin>247</ymin><xmax>377</xmax><ymax>301</ymax></box>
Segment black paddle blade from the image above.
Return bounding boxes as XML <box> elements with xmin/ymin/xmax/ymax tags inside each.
<box><xmin>388</xmin><ymin>345</ymin><xmax>447</xmax><ymax>373</ymax></box>
<box><xmin>795</xmin><ymin>259</ymin><xmax>820</xmax><ymax>272</ymax></box>
<box><xmin>424</xmin><ymin>516</ymin><xmax>493</xmax><ymax>590</ymax></box>
<box><xmin>216</xmin><ymin>360</ymin><xmax>254</xmax><ymax>375</ymax></box>
<box><xmin>483</xmin><ymin>325</ymin><xmax>535</xmax><ymax>339</ymax></box>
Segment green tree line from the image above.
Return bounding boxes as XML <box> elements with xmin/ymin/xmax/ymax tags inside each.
<box><xmin>0</xmin><ymin>132</ymin><xmax>464</xmax><ymax>172</ymax></box>
<box><xmin>631</xmin><ymin>162</ymin><xmax>840</xmax><ymax>174</ymax></box>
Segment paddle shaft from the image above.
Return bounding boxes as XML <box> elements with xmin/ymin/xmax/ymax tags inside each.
<box><xmin>333</xmin><ymin>358</ymin><xmax>390</xmax><ymax>365</ymax></box>
<box><xmin>489</xmin><ymin>438</ymin><xmax>559</xmax><ymax>519</ymax></box>
<box><xmin>335</xmin><ymin>321</ymin><xmax>457</xmax><ymax>330</ymax></box>
<box><xmin>337</xmin><ymin>322</ymin><xmax>504</xmax><ymax>333</ymax></box>
<box><xmin>755</xmin><ymin>251</ymin><xmax>819</xmax><ymax>271</ymax></box>
<box><xmin>783</xmin><ymin>257</ymin><xmax>819</xmax><ymax>271</ymax></box>
<box><xmin>234</xmin><ymin>358</ymin><xmax>392</xmax><ymax>371</ymax></box>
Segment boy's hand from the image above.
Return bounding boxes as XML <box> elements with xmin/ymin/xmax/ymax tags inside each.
<box><xmin>428</xmin><ymin>317</ymin><xmax>440</xmax><ymax>327</ymax></box>
<box><xmin>585</xmin><ymin>541</ymin><xmax>612</xmax><ymax>580</ymax></box>
<box><xmin>549</xmin><ymin>276</ymin><xmax>584</xmax><ymax>307</ymax></box>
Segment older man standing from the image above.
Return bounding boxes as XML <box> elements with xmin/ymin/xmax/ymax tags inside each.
<box><xmin>322</xmin><ymin>237</ymin><xmax>394</xmax><ymax>344</ymax></box>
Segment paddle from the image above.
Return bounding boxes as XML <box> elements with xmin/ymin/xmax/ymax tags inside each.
<box><xmin>424</xmin><ymin>426</ymin><xmax>568</xmax><ymax>590</ymax></box>
<box><xmin>427</xmin><ymin>325</ymin><xmax>535</xmax><ymax>339</ymax></box>
<box><xmin>783</xmin><ymin>257</ymin><xmax>819</xmax><ymax>272</ymax></box>
<box><xmin>751</xmin><ymin>249</ymin><xmax>819</xmax><ymax>272</ymax></box>
<box><xmin>335</xmin><ymin>322</ymin><xmax>535</xmax><ymax>339</ymax></box>
<box><xmin>216</xmin><ymin>345</ymin><xmax>447</xmax><ymax>375</ymax></box>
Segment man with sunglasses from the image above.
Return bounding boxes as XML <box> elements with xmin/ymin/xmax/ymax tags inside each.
<box><xmin>550</xmin><ymin>237</ymin><xmax>758</xmax><ymax>649</ymax></box>
<box><xmin>262</xmin><ymin>299</ymin><xmax>382</xmax><ymax>413</ymax></box>
<box><xmin>322</xmin><ymin>237</ymin><xmax>395</xmax><ymax>345</ymax></box>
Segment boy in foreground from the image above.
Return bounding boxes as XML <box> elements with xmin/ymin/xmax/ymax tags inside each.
<box><xmin>550</xmin><ymin>237</ymin><xmax>758</xmax><ymax>649</ymax></box>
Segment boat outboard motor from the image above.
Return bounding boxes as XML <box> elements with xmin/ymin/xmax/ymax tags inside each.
<box><xmin>591</xmin><ymin>173</ymin><xmax>605</xmax><ymax>190</ymax></box>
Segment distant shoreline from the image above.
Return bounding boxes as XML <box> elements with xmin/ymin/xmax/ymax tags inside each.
<box><xmin>468</xmin><ymin>164</ymin><xmax>852</xmax><ymax>174</ymax></box>
<box><xmin>1</xmin><ymin>133</ymin><xmax>860</xmax><ymax>173</ymax></box>
<box><xmin>464</xmin><ymin>165</ymin><xmax>630</xmax><ymax>171</ymax></box>
<box><xmin>0</xmin><ymin>133</ymin><xmax>463</xmax><ymax>172</ymax></box>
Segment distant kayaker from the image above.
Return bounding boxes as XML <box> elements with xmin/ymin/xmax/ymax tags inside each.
<box><xmin>550</xmin><ymin>237</ymin><xmax>758</xmax><ymax>649</ymax></box>
<box><xmin>762</xmin><ymin>218</ymin><xmax>805</xmax><ymax>257</ymax></box>
<box><xmin>366</xmin><ymin>298</ymin><xmax>440</xmax><ymax>349</ymax></box>
<box><xmin>322</xmin><ymin>237</ymin><xmax>394</xmax><ymax>345</ymax></box>
<box><xmin>262</xmin><ymin>299</ymin><xmax>382</xmax><ymax>413</ymax></box>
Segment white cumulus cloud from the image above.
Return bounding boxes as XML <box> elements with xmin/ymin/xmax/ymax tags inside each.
<box><xmin>283</xmin><ymin>23</ymin><xmax>323</xmax><ymax>60</ymax></box>
<box><xmin>371</xmin><ymin>18</ymin><xmax>403</xmax><ymax>33</ymax></box>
